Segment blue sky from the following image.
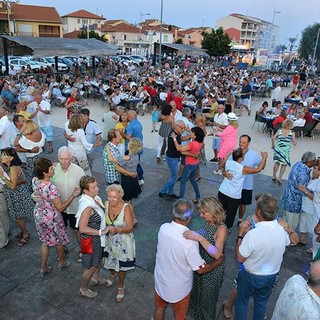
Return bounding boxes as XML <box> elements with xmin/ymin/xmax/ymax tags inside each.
<box><xmin>19</xmin><ymin>0</ymin><xmax>320</xmax><ymax>47</ymax></box>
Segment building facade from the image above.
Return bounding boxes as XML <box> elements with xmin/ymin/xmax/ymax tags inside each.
<box><xmin>0</xmin><ymin>1</ymin><xmax>63</xmax><ymax>37</ymax></box>
<box><xmin>216</xmin><ymin>13</ymin><xmax>278</xmax><ymax>50</ymax></box>
<box><xmin>61</xmin><ymin>9</ymin><xmax>105</xmax><ymax>34</ymax></box>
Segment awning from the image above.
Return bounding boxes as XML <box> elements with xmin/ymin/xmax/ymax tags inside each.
<box><xmin>154</xmin><ymin>43</ymin><xmax>206</xmax><ymax>56</ymax></box>
<box><xmin>0</xmin><ymin>36</ymin><xmax>118</xmax><ymax>57</ymax></box>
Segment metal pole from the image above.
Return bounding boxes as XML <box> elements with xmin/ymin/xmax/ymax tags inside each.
<box><xmin>87</xmin><ymin>24</ymin><xmax>89</xmax><ymax>39</ymax></box>
<box><xmin>6</xmin><ymin>0</ymin><xmax>11</xmax><ymax>34</ymax></box>
<box><xmin>312</xmin><ymin>23</ymin><xmax>320</xmax><ymax>69</ymax></box>
<box><xmin>158</xmin><ymin>0</ymin><xmax>163</xmax><ymax>67</ymax></box>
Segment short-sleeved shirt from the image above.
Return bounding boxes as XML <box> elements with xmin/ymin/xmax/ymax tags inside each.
<box><xmin>219</xmin><ymin>160</ymin><xmax>244</xmax><ymax>199</ymax></box>
<box><xmin>241</xmin><ymin>84</ymin><xmax>251</xmax><ymax>99</ymax></box>
<box><xmin>51</xmin><ymin>163</ymin><xmax>85</xmax><ymax>215</ymax></box>
<box><xmin>242</xmin><ymin>149</ymin><xmax>261</xmax><ymax>190</ymax></box>
<box><xmin>154</xmin><ymin>221</ymin><xmax>205</xmax><ymax>303</ymax></box>
<box><xmin>281</xmin><ymin>161</ymin><xmax>312</xmax><ymax>213</ymax></box>
<box><xmin>166</xmin><ymin>131</ymin><xmax>182</xmax><ymax>158</ymax></box>
<box><xmin>125</xmin><ymin>118</ymin><xmax>143</xmax><ymax>142</ymax></box>
<box><xmin>0</xmin><ymin>115</ymin><xmax>12</xmax><ymax>149</ymax></box>
<box><xmin>83</xmin><ymin>119</ymin><xmax>102</xmax><ymax>154</ymax></box>
<box><xmin>240</xmin><ymin>220</ymin><xmax>290</xmax><ymax>275</ymax></box>
<box><xmin>102</xmin><ymin>142</ymin><xmax>124</xmax><ymax>184</ymax></box>
<box><xmin>186</xmin><ymin>141</ymin><xmax>202</xmax><ymax>165</ymax></box>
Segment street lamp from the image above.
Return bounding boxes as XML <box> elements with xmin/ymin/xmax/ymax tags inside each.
<box><xmin>139</xmin><ymin>12</ymin><xmax>151</xmax><ymax>55</ymax></box>
<box><xmin>158</xmin><ymin>0</ymin><xmax>164</xmax><ymax>67</ymax></box>
<box><xmin>271</xmin><ymin>8</ymin><xmax>281</xmax><ymax>50</ymax></box>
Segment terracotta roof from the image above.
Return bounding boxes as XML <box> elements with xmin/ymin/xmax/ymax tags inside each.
<box><xmin>141</xmin><ymin>25</ymin><xmax>174</xmax><ymax>34</ymax></box>
<box><xmin>63</xmin><ymin>30</ymin><xmax>81</xmax><ymax>38</ymax></box>
<box><xmin>61</xmin><ymin>9</ymin><xmax>104</xmax><ymax>20</ymax></box>
<box><xmin>100</xmin><ymin>21</ymin><xmax>140</xmax><ymax>33</ymax></box>
<box><xmin>10</xmin><ymin>3</ymin><xmax>62</xmax><ymax>23</ymax></box>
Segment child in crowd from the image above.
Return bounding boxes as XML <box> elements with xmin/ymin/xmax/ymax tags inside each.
<box><xmin>151</xmin><ymin>105</ymin><xmax>159</xmax><ymax>132</ymax></box>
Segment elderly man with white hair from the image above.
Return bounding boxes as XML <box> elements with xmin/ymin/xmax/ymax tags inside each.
<box><xmin>51</xmin><ymin>146</ymin><xmax>85</xmax><ymax>262</ymax></box>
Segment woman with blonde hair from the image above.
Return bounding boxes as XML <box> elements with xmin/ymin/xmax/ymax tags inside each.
<box><xmin>272</xmin><ymin>118</ymin><xmax>297</xmax><ymax>184</ymax></box>
<box><xmin>183</xmin><ymin>196</ymin><xmax>228</xmax><ymax>320</ymax></box>
<box><xmin>214</xmin><ymin>113</ymin><xmax>239</xmax><ymax>174</ymax></box>
<box><xmin>14</xmin><ymin>119</ymin><xmax>45</xmax><ymax>191</ymax></box>
<box><xmin>64</xmin><ymin>114</ymin><xmax>99</xmax><ymax>175</ymax></box>
<box><xmin>103</xmin><ymin>184</ymin><xmax>135</xmax><ymax>303</ymax></box>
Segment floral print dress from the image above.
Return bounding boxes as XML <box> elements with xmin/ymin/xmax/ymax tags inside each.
<box><xmin>32</xmin><ymin>178</ymin><xmax>69</xmax><ymax>246</ymax></box>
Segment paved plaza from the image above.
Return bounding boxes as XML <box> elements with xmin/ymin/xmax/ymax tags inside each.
<box><xmin>0</xmin><ymin>89</ymin><xmax>318</xmax><ymax>319</ymax></box>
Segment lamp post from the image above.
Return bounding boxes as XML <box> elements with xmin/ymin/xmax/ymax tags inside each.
<box><xmin>158</xmin><ymin>0</ymin><xmax>164</xmax><ymax>67</ymax></box>
<box><xmin>139</xmin><ymin>12</ymin><xmax>150</xmax><ymax>55</ymax></box>
<box><xmin>271</xmin><ymin>8</ymin><xmax>281</xmax><ymax>50</ymax></box>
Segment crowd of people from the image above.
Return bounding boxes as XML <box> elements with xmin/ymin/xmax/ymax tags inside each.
<box><xmin>0</xmin><ymin>59</ymin><xmax>319</xmax><ymax>319</ymax></box>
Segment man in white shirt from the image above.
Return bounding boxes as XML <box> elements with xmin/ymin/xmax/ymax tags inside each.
<box><xmin>271</xmin><ymin>82</ymin><xmax>281</xmax><ymax>102</ymax></box>
<box><xmin>154</xmin><ymin>199</ymin><xmax>222</xmax><ymax>320</ymax></box>
<box><xmin>101</xmin><ymin>104</ymin><xmax>118</xmax><ymax>141</ymax></box>
<box><xmin>0</xmin><ymin>107</ymin><xmax>12</xmax><ymax>149</ymax></box>
<box><xmin>209</xmin><ymin>104</ymin><xmax>228</xmax><ymax>162</ymax></box>
<box><xmin>293</xmin><ymin>112</ymin><xmax>306</xmax><ymax>128</ymax></box>
<box><xmin>235</xmin><ymin>193</ymin><xmax>290</xmax><ymax>320</ymax></box>
<box><xmin>51</xmin><ymin>146</ymin><xmax>84</xmax><ymax>261</ymax></box>
<box><xmin>272</xmin><ymin>261</ymin><xmax>320</xmax><ymax>320</ymax></box>
<box><xmin>28</xmin><ymin>93</ymin><xmax>53</xmax><ymax>153</ymax></box>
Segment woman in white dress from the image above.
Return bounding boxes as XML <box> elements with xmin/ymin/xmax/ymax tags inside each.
<box><xmin>64</xmin><ymin>114</ymin><xmax>98</xmax><ymax>175</ymax></box>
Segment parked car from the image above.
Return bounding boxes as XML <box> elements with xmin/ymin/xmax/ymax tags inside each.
<box><xmin>32</xmin><ymin>57</ymin><xmax>68</xmax><ymax>71</ymax></box>
<box><xmin>7</xmin><ymin>58</ymin><xmax>41</xmax><ymax>73</ymax></box>
<box><xmin>130</xmin><ymin>55</ymin><xmax>147</xmax><ymax>63</ymax></box>
<box><xmin>116</xmin><ymin>55</ymin><xmax>139</xmax><ymax>66</ymax></box>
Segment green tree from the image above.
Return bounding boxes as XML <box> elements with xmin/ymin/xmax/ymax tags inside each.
<box><xmin>201</xmin><ymin>27</ymin><xmax>231</xmax><ymax>56</ymax></box>
<box><xmin>78</xmin><ymin>30</ymin><xmax>106</xmax><ymax>42</ymax></box>
<box><xmin>175</xmin><ymin>38</ymin><xmax>183</xmax><ymax>44</ymax></box>
<box><xmin>299</xmin><ymin>23</ymin><xmax>320</xmax><ymax>60</ymax></box>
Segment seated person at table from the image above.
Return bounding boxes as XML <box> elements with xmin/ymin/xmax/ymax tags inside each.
<box><xmin>287</xmin><ymin>103</ymin><xmax>298</xmax><ymax>116</ymax></box>
<box><xmin>287</xmin><ymin>91</ymin><xmax>300</xmax><ymax>99</ymax></box>
<box><xmin>293</xmin><ymin>112</ymin><xmax>306</xmax><ymax>128</ymax></box>
<box><xmin>311</xmin><ymin>98</ymin><xmax>319</xmax><ymax>109</ymax></box>
<box><xmin>304</xmin><ymin>107</ymin><xmax>314</xmax><ymax>125</ymax></box>
<box><xmin>257</xmin><ymin>101</ymin><xmax>269</xmax><ymax>116</ymax></box>
<box><xmin>272</xmin><ymin>101</ymin><xmax>282</xmax><ymax>116</ymax></box>
<box><xmin>272</xmin><ymin>110</ymin><xmax>287</xmax><ymax>131</ymax></box>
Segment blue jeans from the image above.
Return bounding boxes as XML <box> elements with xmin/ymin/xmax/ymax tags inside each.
<box><xmin>160</xmin><ymin>156</ymin><xmax>179</xmax><ymax>195</ymax></box>
<box><xmin>179</xmin><ymin>164</ymin><xmax>200</xmax><ymax>199</ymax></box>
<box><xmin>235</xmin><ymin>268</ymin><xmax>278</xmax><ymax>320</ymax></box>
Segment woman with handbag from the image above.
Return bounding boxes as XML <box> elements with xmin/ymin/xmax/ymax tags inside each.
<box><xmin>76</xmin><ymin>176</ymin><xmax>111</xmax><ymax>299</ymax></box>
<box><xmin>103</xmin><ymin>184</ymin><xmax>135</xmax><ymax>303</ymax></box>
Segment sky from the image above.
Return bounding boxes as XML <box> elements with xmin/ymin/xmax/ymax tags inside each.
<box><xmin>19</xmin><ymin>0</ymin><xmax>320</xmax><ymax>48</ymax></box>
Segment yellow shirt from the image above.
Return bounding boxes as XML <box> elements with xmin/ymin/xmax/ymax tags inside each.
<box><xmin>18</xmin><ymin>110</ymin><xmax>31</xmax><ymax>119</ymax></box>
<box><xmin>115</xmin><ymin>122</ymin><xmax>125</xmax><ymax>144</ymax></box>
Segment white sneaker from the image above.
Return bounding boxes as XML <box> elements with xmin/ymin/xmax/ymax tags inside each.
<box><xmin>138</xmin><ymin>179</ymin><xmax>144</xmax><ymax>185</ymax></box>
<box><xmin>213</xmin><ymin>169</ymin><xmax>222</xmax><ymax>175</ymax></box>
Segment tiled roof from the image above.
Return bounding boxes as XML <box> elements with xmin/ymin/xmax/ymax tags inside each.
<box><xmin>61</xmin><ymin>9</ymin><xmax>104</xmax><ymax>20</ymax></box>
<box><xmin>63</xmin><ymin>30</ymin><xmax>81</xmax><ymax>38</ymax></box>
<box><xmin>10</xmin><ymin>3</ymin><xmax>62</xmax><ymax>23</ymax></box>
<box><xmin>100</xmin><ymin>21</ymin><xmax>140</xmax><ymax>33</ymax></box>
<box><xmin>141</xmin><ymin>25</ymin><xmax>174</xmax><ymax>34</ymax></box>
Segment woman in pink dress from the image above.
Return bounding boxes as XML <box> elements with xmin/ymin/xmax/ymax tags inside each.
<box><xmin>214</xmin><ymin>113</ymin><xmax>239</xmax><ymax>174</ymax></box>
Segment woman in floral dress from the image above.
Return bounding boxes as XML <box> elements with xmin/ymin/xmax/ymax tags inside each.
<box><xmin>103</xmin><ymin>184</ymin><xmax>135</xmax><ymax>303</ymax></box>
<box><xmin>33</xmin><ymin>158</ymin><xmax>80</xmax><ymax>276</ymax></box>
<box><xmin>183</xmin><ymin>197</ymin><xmax>228</xmax><ymax>320</ymax></box>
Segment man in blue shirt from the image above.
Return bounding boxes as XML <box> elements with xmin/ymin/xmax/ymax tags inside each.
<box><xmin>121</xmin><ymin>110</ymin><xmax>144</xmax><ymax>185</ymax></box>
<box><xmin>1</xmin><ymin>81</ymin><xmax>18</xmax><ymax>108</ymax></box>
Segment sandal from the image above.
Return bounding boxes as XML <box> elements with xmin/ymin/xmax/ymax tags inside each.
<box><xmin>15</xmin><ymin>232</ymin><xmax>23</xmax><ymax>239</ymax></box>
<box><xmin>40</xmin><ymin>266</ymin><xmax>52</xmax><ymax>278</ymax></box>
<box><xmin>116</xmin><ymin>287</ymin><xmax>125</xmax><ymax>303</ymax></box>
<box><xmin>91</xmin><ymin>277</ymin><xmax>108</xmax><ymax>285</ymax></box>
<box><xmin>79</xmin><ymin>288</ymin><xmax>98</xmax><ymax>299</ymax></box>
<box><xmin>17</xmin><ymin>234</ymin><xmax>29</xmax><ymax>247</ymax></box>
<box><xmin>307</xmin><ymin>247</ymin><xmax>313</xmax><ymax>254</ymax></box>
<box><xmin>222</xmin><ymin>300</ymin><xmax>233</xmax><ymax>319</ymax></box>
<box><xmin>106</xmin><ymin>273</ymin><xmax>118</xmax><ymax>288</ymax></box>
<box><xmin>58</xmin><ymin>260</ymin><xmax>71</xmax><ymax>270</ymax></box>
<box><xmin>77</xmin><ymin>252</ymin><xmax>83</xmax><ymax>263</ymax></box>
